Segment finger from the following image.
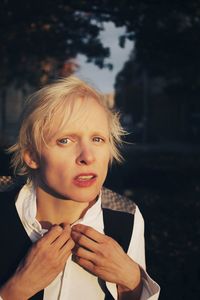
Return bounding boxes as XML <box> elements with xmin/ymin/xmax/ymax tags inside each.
<box><xmin>40</xmin><ymin>225</ymin><xmax>63</xmax><ymax>245</ymax></box>
<box><xmin>52</xmin><ymin>225</ymin><xmax>72</xmax><ymax>250</ymax></box>
<box><xmin>72</xmin><ymin>225</ymin><xmax>105</xmax><ymax>243</ymax></box>
<box><xmin>60</xmin><ymin>222</ymin><xmax>71</xmax><ymax>230</ymax></box>
<box><xmin>73</xmin><ymin>245</ymin><xmax>97</xmax><ymax>263</ymax></box>
<box><xmin>71</xmin><ymin>230</ymin><xmax>99</xmax><ymax>253</ymax></box>
<box><xmin>74</xmin><ymin>256</ymin><xmax>95</xmax><ymax>274</ymax></box>
<box><xmin>59</xmin><ymin>238</ymin><xmax>75</xmax><ymax>259</ymax></box>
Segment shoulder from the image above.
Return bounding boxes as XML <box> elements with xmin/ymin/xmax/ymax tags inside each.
<box><xmin>101</xmin><ymin>187</ymin><xmax>136</xmax><ymax>215</ymax></box>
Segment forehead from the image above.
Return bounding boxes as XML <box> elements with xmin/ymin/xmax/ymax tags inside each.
<box><xmin>45</xmin><ymin>96</ymin><xmax>109</xmax><ymax>138</ymax></box>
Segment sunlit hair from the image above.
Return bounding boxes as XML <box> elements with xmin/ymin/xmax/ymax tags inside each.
<box><xmin>8</xmin><ymin>76</ymin><xmax>126</xmax><ymax>180</ymax></box>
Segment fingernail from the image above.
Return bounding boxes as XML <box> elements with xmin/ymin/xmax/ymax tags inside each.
<box><xmin>72</xmin><ymin>225</ymin><xmax>78</xmax><ymax>231</ymax></box>
<box><xmin>71</xmin><ymin>231</ymin><xmax>81</xmax><ymax>240</ymax></box>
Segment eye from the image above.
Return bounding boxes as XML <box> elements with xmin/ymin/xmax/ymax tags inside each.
<box><xmin>57</xmin><ymin>138</ymin><xmax>71</xmax><ymax>145</ymax></box>
<box><xmin>93</xmin><ymin>136</ymin><xmax>105</xmax><ymax>143</ymax></box>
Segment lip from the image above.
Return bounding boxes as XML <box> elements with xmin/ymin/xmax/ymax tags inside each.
<box><xmin>73</xmin><ymin>173</ymin><xmax>97</xmax><ymax>188</ymax></box>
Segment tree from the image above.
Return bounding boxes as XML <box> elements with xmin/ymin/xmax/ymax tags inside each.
<box><xmin>0</xmin><ymin>0</ymin><xmax>114</xmax><ymax>139</ymax></box>
<box><xmin>0</xmin><ymin>0</ymin><xmax>113</xmax><ymax>88</ymax></box>
<box><xmin>111</xmin><ymin>0</ymin><xmax>200</xmax><ymax>142</ymax></box>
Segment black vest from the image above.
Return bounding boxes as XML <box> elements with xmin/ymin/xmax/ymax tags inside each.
<box><xmin>0</xmin><ymin>187</ymin><xmax>134</xmax><ymax>300</ymax></box>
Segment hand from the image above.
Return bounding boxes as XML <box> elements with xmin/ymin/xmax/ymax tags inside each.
<box><xmin>71</xmin><ymin>224</ymin><xmax>141</xmax><ymax>293</ymax></box>
<box><xmin>0</xmin><ymin>224</ymin><xmax>75</xmax><ymax>300</ymax></box>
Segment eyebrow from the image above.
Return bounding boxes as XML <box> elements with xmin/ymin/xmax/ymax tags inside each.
<box><xmin>56</xmin><ymin>131</ymin><xmax>109</xmax><ymax>139</ymax></box>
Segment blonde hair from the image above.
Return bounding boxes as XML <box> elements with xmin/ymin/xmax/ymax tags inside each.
<box><xmin>9</xmin><ymin>76</ymin><xmax>126</xmax><ymax>180</ymax></box>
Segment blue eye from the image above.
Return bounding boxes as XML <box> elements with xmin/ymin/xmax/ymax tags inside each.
<box><xmin>58</xmin><ymin>138</ymin><xmax>70</xmax><ymax>144</ymax></box>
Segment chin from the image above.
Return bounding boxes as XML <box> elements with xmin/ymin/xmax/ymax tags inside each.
<box><xmin>68</xmin><ymin>187</ymin><xmax>101</xmax><ymax>203</ymax></box>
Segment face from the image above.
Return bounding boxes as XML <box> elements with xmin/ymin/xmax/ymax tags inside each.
<box><xmin>28</xmin><ymin>97</ymin><xmax>111</xmax><ymax>203</ymax></box>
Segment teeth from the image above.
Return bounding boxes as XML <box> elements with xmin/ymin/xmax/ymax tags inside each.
<box><xmin>77</xmin><ymin>175</ymin><xmax>94</xmax><ymax>181</ymax></box>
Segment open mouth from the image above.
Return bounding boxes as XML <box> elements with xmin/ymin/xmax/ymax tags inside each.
<box><xmin>73</xmin><ymin>173</ymin><xmax>97</xmax><ymax>187</ymax></box>
<box><xmin>75</xmin><ymin>175</ymin><xmax>96</xmax><ymax>181</ymax></box>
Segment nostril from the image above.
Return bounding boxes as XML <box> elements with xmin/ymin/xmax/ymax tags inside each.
<box><xmin>79</xmin><ymin>160</ymin><xmax>87</xmax><ymax>165</ymax></box>
<box><xmin>76</xmin><ymin>149</ymin><xmax>95</xmax><ymax>165</ymax></box>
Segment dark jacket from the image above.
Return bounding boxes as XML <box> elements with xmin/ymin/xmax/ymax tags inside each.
<box><xmin>0</xmin><ymin>183</ymin><xmax>135</xmax><ymax>300</ymax></box>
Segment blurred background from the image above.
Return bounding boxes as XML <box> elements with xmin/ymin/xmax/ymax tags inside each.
<box><xmin>0</xmin><ymin>1</ymin><xmax>200</xmax><ymax>299</ymax></box>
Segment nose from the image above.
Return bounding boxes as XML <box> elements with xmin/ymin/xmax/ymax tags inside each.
<box><xmin>76</xmin><ymin>143</ymin><xmax>95</xmax><ymax>165</ymax></box>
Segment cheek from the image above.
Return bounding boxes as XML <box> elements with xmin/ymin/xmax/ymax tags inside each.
<box><xmin>40</xmin><ymin>163</ymin><xmax>70</xmax><ymax>187</ymax></box>
<box><xmin>40</xmin><ymin>157</ymin><xmax>66</xmax><ymax>175</ymax></box>
<box><xmin>99</xmin><ymin>152</ymin><xmax>110</xmax><ymax>174</ymax></box>
<box><xmin>103</xmin><ymin>148</ymin><xmax>111</xmax><ymax>165</ymax></box>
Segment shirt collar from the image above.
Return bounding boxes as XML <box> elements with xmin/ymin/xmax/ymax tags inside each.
<box><xmin>15</xmin><ymin>183</ymin><xmax>103</xmax><ymax>240</ymax></box>
<box><xmin>16</xmin><ymin>182</ymin><xmax>46</xmax><ymax>241</ymax></box>
<box><xmin>75</xmin><ymin>190</ymin><xmax>102</xmax><ymax>226</ymax></box>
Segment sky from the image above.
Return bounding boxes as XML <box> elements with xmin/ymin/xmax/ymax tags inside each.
<box><xmin>75</xmin><ymin>22</ymin><xmax>134</xmax><ymax>93</ymax></box>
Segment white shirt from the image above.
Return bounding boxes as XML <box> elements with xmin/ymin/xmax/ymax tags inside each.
<box><xmin>1</xmin><ymin>183</ymin><xmax>160</xmax><ymax>300</ymax></box>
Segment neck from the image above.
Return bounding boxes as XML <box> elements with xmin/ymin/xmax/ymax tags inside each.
<box><xmin>35</xmin><ymin>187</ymin><xmax>96</xmax><ymax>229</ymax></box>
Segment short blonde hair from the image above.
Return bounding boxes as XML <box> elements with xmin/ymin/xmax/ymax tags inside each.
<box><xmin>9</xmin><ymin>76</ymin><xmax>126</xmax><ymax>180</ymax></box>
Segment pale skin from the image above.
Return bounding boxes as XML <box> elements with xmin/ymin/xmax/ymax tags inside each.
<box><xmin>0</xmin><ymin>224</ymin><xmax>75</xmax><ymax>300</ymax></box>
<box><xmin>0</xmin><ymin>98</ymin><xmax>142</xmax><ymax>299</ymax></box>
<box><xmin>71</xmin><ymin>224</ymin><xmax>142</xmax><ymax>299</ymax></box>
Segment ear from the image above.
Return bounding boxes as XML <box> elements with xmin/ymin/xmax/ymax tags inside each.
<box><xmin>23</xmin><ymin>150</ymin><xmax>39</xmax><ymax>170</ymax></box>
